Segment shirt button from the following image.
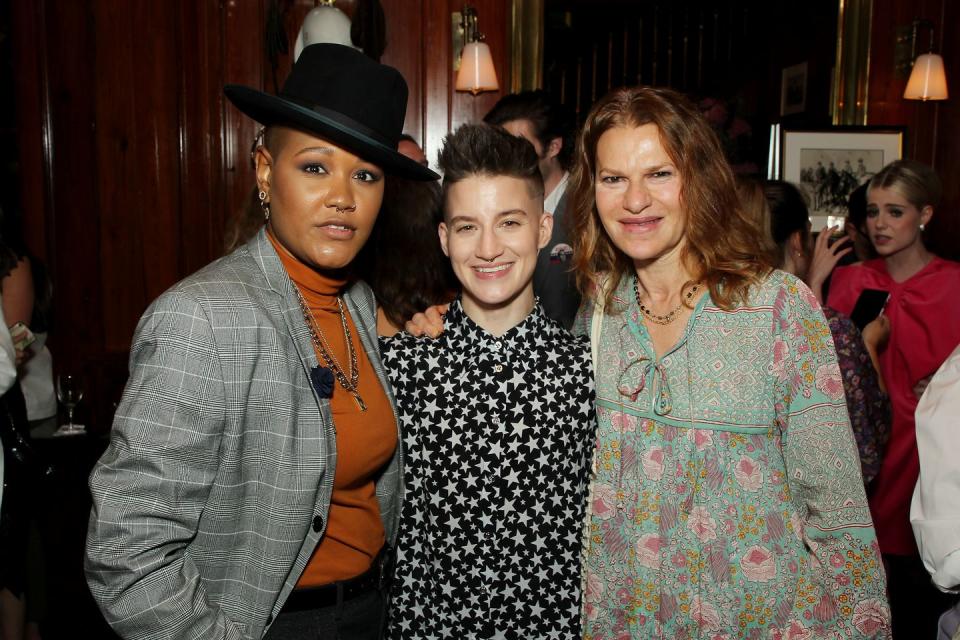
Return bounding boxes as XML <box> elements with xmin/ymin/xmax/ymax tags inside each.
<box><xmin>493</xmin><ymin>364</ymin><xmax>503</xmax><ymax>373</ymax></box>
<box><xmin>312</xmin><ymin>515</ymin><xmax>324</xmax><ymax>532</ymax></box>
<box><xmin>492</xmin><ymin>416</ymin><xmax>501</xmax><ymax>425</ymax></box>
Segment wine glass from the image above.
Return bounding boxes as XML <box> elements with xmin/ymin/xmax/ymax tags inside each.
<box><xmin>56</xmin><ymin>374</ymin><xmax>85</xmax><ymax>435</ymax></box>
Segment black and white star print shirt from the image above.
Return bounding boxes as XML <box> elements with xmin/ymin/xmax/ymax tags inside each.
<box><xmin>380</xmin><ymin>299</ymin><xmax>595</xmax><ymax>640</ymax></box>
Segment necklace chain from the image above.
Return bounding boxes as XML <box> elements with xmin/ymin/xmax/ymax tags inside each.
<box><xmin>293</xmin><ymin>285</ymin><xmax>367</xmax><ymax>411</ymax></box>
<box><xmin>633</xmin><ymin>277</ymin><xmax>701</xmax><ymax>325</ymax></box>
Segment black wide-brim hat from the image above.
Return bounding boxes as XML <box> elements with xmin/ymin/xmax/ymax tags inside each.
<box><xmin>225</xmin><ymin>43</ymin><xmax>438</xmax><ymax>181</ymax></box>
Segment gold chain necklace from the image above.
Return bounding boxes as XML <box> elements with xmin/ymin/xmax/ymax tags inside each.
<box><xmin>633</xmin><ymin>277</ymin><xmax>701</xmax><ymax>325</ymax></box>
<box><xmin>293</xmin><ymin>285</ymin><xmax>367</xmax><ymax>412</ymax></box>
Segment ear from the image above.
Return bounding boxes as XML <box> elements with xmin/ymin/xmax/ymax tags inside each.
<box><xmin>788</xmin><ymin>229</ymin><xmax>804</xmax><ymax>256</ymax></box>
<box><xmin>538</xmin><ymin>211</ymin><xmax>554</xmax><ymax>250</ymax></box>
<box><xmin>255</xmin><ymin>146</ymin><xmax>274</xmax><ymax>198</ymax></box>
<box><xmin>545</xmin><ymin>136</ymin><xmax>563</xmax><ymax>161</ymax></box>
<box><xmin>920</xmin><ymin>205</ymin><xmax>934</xmax><ymax>227</ymax></box>
<box><xmin>438</xmin><ymin>222</ymin><xmax>450</xmax><ymax>257</ymax></box>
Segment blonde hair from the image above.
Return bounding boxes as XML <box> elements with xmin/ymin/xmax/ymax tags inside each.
<box><xmin>869</xmin><ymin>159</ymin><xmax>942</xmax><ymax>210</ymax></box>
<box><xmin>569</xmin><ymin>87</ymin><xmax>771</xmax><ymax>311</ymax></box>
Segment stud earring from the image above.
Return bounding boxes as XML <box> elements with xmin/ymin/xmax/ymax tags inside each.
<box><xmin>258</xmin><ymin>190</ymin><xmax>271</xmax><ymax>222</ymax></box>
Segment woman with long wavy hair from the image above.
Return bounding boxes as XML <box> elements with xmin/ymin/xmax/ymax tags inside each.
<box><xmin>569</xmin><ymin>86</ymin><xmax>890</xmax><ymax>638</ymax></box>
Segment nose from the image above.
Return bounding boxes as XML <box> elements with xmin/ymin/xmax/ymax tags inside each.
<box><xmin>324</xmin><ymin>175</ymin><xmax>357</xmax><ymax>213</ymax></box>
<box><xmin>623</xmin><ymin>180</ymin><xmax>652</xmax><ymax>213</ymax></box>
<box><xmin>476</xmin><ymin>227</ymin><xmax>504</xmax><ymax>262</ymax></box>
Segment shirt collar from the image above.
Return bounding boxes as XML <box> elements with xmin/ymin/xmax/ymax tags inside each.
<box><xmin>444</xmin><ymin>297</ymin><xmax>553</xmax><ymax>358</ymax></box>
<box><xmin>544</xmin><ymin>171</ymin><xmax>570</xmax><ymax>214</ymax></box>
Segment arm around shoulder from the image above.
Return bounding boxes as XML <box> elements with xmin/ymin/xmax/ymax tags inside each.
<box><xmin>85</xmin><ymin>289</ymin><xmax>244</xmax><ymax>640</ymax></box>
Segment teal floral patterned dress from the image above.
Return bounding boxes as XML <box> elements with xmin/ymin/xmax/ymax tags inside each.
<box><xmin>573</xmin><ymin>271</ymin><xmax>890</xmax><ymax>639</ymax></box>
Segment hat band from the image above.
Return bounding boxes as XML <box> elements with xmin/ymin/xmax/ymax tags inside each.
<box><xmin>280</xmin><ymin>94</ymin><xmax>396</xmax><ymax>149</ymax></box>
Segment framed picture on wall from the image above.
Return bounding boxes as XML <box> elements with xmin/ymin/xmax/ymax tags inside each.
<box><xmin>780</xmin><ymin>127</ymin><xmax>905</xmax><ymax>228</ymax></box>
<box><xmin>780</xmin><ymin>62</ymin><xmax>808</xmax><ymax>116</ymax></box>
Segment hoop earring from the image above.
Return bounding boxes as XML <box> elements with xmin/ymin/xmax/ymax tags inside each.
<box><xmin>258</xmin><ymin>190</ymin><xmax>270</xmax><ymax>222</ymax></box>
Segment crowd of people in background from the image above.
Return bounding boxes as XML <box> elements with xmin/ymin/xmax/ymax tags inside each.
<box><xmin>0</xmin><ymin>35</ymin><xmax>950</xmax><ymax>640</ymax></box>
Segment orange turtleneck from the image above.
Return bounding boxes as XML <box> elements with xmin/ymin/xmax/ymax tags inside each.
<box><xmin>267</xmin><ymin>230</ymin><xmax>397</xmax><ymax>587</ymax></box>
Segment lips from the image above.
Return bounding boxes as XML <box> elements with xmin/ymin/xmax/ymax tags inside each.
<box><xmin>873</xmin><ymin>234</ymin><xmax>891</xmax><ymax>246</ymax></box>
<box><xmin>317</xmin><ymin>220</ymin><xmax>357</xmax><ymax>239</ymax></box>
<box><xmin>472</xmin><ymin>263</ymin><xmax>513</xmax><ymax>279</ymax></box>
<box><xmin>619</xmin><ymin>216</ymin><xmax>662</xmax><ymax>233</ymax></box>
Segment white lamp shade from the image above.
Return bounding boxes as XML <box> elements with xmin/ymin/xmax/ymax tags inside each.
<box><xmin>904</xmin><ymin>53</ymin><xmax>949</xmax><ymax>100</ymax></box>
<box><xmin>456</xmin><ymin>42</ymin><xmax>499</xmax><ymax>95</ymax></box>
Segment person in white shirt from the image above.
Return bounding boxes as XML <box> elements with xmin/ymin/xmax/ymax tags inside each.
<box><xmin>911</xmin><ymin>343</ymin><xmax>960</xmax><ymax>639</ymax></box>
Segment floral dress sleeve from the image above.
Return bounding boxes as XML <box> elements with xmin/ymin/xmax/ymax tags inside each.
<box><xmin>825</xmin><ymin>310</ymin><xmax>891</xmax><ymax>486</ymax></box>
<box><xmin>772</xmin><ymin>278</ymin><xmax>891</xmax><ymax>638</ymax></box>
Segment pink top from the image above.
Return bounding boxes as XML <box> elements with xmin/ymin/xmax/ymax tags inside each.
<box><xmin>828</xmin><ymin>257</ymin><xmax>960</xmax><ymax>555</ymax></box>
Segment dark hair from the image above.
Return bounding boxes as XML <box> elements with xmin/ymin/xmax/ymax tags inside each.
<box><xmin>764</xmin><ymin>180</ymin><xmax>810</xmax><ymax>267</ymax></box>
<box><xmin>569</xmin><ymin>86</ymin><xmax>770</xmax><ymax>311</ymax></box>
<box><xmin>438</xmin><ymin>123</ymin><xmax>544</xmax><ymax>212</ymax></box>
<box><xmin>356</xmin><ymin>177</ymin><xmax>457</xmax><ymax>328</ymax></box>
<box><xmin>846</xmin><ymin>182</ymin><xmax>869</xmax><ymax>232</ymax></box>
<box><xmin>483</xmin><ymin>90</ymin><xmax>574</xmax><ymax>169</ymax></box>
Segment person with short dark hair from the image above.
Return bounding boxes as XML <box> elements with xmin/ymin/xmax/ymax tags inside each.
<box><xmin>381</xmin><ymin>123</ymin><xmax>595</xmax><ymax>639</ymax></box>
<box><xmin>485</xmin><ymin>90</ymin><xmax>580</xmax><ymax>327</ymax></box>
<box><xmin>84</xmin><ymin>44</ymin><xmax>439</xmax><ymax>640</ymax></box>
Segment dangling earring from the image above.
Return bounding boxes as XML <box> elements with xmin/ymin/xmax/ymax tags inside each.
<box><xmin>259</xmin><ymin>190</ymin><xmax>270</xmax><ymax>222</ymax></box>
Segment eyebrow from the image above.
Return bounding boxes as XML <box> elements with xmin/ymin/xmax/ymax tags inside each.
<box><xmin>597</xmin><ymin>162</ymin><xmax>675</xmax><ymax>174</ymax></box>
<box><xmin>293</xmin><ymin>146</ymin><xmax>334</xmax><ymax>157</ymax></box>
<box><xmin>448</xmin><ymin>209</ymin><xmax>529</xmax><ymax>224</ymax></box>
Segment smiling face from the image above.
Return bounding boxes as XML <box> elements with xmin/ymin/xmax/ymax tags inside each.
<box><xmin>594</xmin><ymin>124</ymin><xmax>687</xmax><ymax>268</ymax></box>
<box><xmin>440</xmin><ymin>174</ymin><xmax>551</xmax><ymax>325</ymax></box>
<box><xmin>256</xmin><ymin>126</ymin><xmax>385</xmax><ymax>271</ymax></box>
<box><xmin>865</xmin><ymin>185</ymin><xmax>932</xmax><ymax>258</ymax></box>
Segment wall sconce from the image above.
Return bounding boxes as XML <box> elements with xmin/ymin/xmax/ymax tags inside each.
<box><xmin>903</xmin><ymin>19</ymin><xmax>949</xmax><ymax>101</ymax></box>
<box><xmin>454</xmin><ymin>6</ymin><xmax>499</xmax><ymax>95</ymax></box>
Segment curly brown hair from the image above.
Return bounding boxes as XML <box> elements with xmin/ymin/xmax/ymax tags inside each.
<box><xmin>569</xmin><ymin>86</ymin><xmax>771</xmax><ymax>311</ymax></box>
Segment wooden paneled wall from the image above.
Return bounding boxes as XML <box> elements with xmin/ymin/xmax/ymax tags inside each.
<box><xmin>380</xmin><ymin>0</ymin><xmax>511</xmax><ymax>169</ymax></box>
<box><xmin>868</xmin><ymin>0</ymin><xmax>959</xmax><ymax>260</ymax></box>
<box><xmin>11</xmin><ymin>0</ymin><xmax>509</xmax><ymax>432</ymax></box>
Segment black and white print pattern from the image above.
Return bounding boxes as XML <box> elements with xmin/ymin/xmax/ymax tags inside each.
<box><xmin>381</xmin><ymin>299</ymin><xmax>595</xmax><ymax>640</ymax></box>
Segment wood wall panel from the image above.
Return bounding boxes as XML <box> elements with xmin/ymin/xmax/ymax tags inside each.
<box><xmin>11</xmin><ymin>0</ymin><xmax>513</xmax><ymax>431</ymax></box>
<box><xmin>867</xmin><ymin>0</ymin><xmax>960</xmax><ymax>259</ymax></box>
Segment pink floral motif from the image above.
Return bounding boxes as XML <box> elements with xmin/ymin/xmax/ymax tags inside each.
<box><xmin>687</xmin><ymin>428</ymin><xmax>714</xmax><ymax>450</ymax></box>
<box><xmin>772</xmin><ymin>338</ymin><xmax>790</xmax><ymax>380</ymax></box>
<box><xmin>770</xmin><ymin>620</ymin><xmax>811</xmax><ymax>640</ymax></box>
<box><xmin>687</xmin><ymin>505</ymin><xmax>718</xmax><ymax>543</ymax></box>
<box><xmin>853</xmin><ymin>599</ymin><xmax>891</xmax><ymax>635</ymax></box>
<box><xmin>814</xmin><ymin>363</ymin><xmax>845</xmax><ymax>401</ymax></box>
<box><xmin>740</xmin><ymin>545</ymin><xmax>776</xmax><ymax>582</ymax></box>
<box><xmin>611</xmin><ymin>412</ymin><xmax>637</xmax><ymax>433</ymax></box>
<box><xmin>584</xmin><ymin>571</ymin><xmax>604</xmax><ymax>604</ymax></box>
<box><xmin>690</xmin><ymin>595</ymin><xmax>722</xmax><ymax>631</ymax></box>
<box><xmin>641</xmin><ymin>447</ymin><xmax>665</xmax><ymax>481</ymax></box>
<box><xmin>634</xmin><ymin>533</ymin><xmax>663</xmax><ymax>569</ymax></box>
<box><xmin>592</xmin><ymin>483</ymin><xmax>618</xmax><ymax>521</ymax></box>
<box><xmin>734</xmin><ymin>456</ymin><xmax>763</xmax><ymax>492</ymax></box>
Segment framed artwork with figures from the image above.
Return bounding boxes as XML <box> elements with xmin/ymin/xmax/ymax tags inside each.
<box><xmin>780</xmin><ymin>127</ymin><xmax>905</xmax><ymax>229</ymax></box>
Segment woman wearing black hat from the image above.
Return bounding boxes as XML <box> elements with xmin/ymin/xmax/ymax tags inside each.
<box><xmin>85</xmin><ymin>44</ymin><xmax>438</xmax><ymax>640</ymax></box>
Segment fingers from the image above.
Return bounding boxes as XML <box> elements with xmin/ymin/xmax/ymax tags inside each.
<box><xmin>404</xmin><ymin>303</ymin><xmax>449</xmax><ymax>338</ymax></box>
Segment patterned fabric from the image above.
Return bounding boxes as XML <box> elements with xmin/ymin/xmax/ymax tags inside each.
<box><xmin>822</xmin><ymin>307</ymin><xmax>890</xmax><ymax>486</ymax></box>
<box><xmin>573</xmin><ymin>271</ymin><xmax>890</xmax><ymax>639</ymax></box>
<box><xmin>381</xmin><ymin>299</ymin><xmax>595</xmax><ymax>639</ymax></box>
<box><xmin>85</xmin><ymin>228</ymin><xmax>403</xmax><ymax>640</ymax></box>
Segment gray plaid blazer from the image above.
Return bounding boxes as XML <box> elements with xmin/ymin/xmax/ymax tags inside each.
<box><xmin>85</xmin><ymin>229</ymin><xmax>403</xmax><ymax>640</ymax></box>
